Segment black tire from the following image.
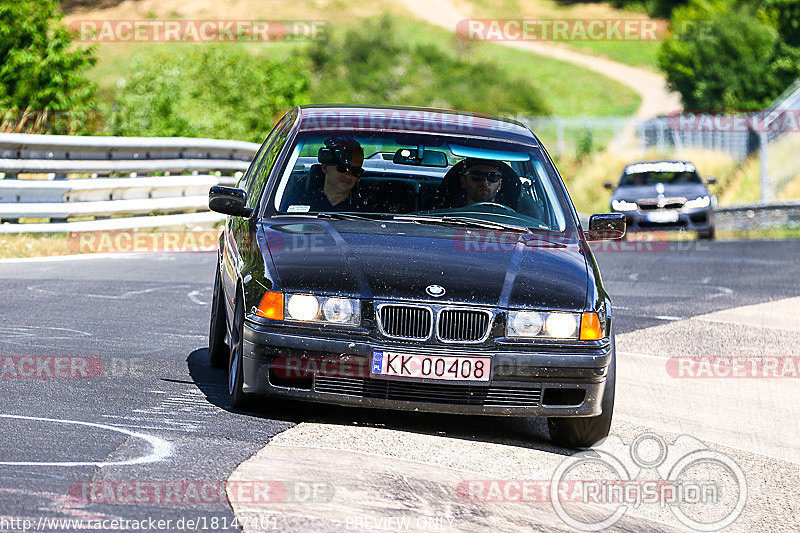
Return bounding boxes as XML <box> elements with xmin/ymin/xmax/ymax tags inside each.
<box><xmin>228</xmin><ymin>289</ymin><xmax>250</xmax><ymax>409</ymax></box>
<box><xmin>698</xmin><ymin>226</ymin><xmax>715</xmax><ymax>240</ymax></box>
<box><xmin>548</xmin><ymin>334</ymin><xmax>616</xmax><ymax>449</ymax></box>
<box><xmin>208</xmin><ymin>264</ymin><xmax>228</xmax><ymax>369</ymax></box>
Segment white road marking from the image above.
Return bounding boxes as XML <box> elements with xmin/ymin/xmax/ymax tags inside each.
<box><xmin>27</xmin><ymin>283</ymin><xmax>191</xmax><ymax>300</ymax></box>
<box><xmin>0</xmin><ymin>253</ymin><xmax>155</xmax><ymax>264</ymax></box>
<box><xmin>653</xmin><ymin>315</ymin><xmax>683</xmax><ymax>321</ymax></box>
<box><xmin>188</xmin><ymin>289</ymin><xmax>210</xmax><ymax>305</ymax></box>
<box><xmin>0</xmin><ymin>414</ymin><xmax>174</xmax><ymax>467</ymax></box>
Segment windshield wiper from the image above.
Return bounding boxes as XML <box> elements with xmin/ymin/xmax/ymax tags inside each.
<box><xmin>393</xmin><ymin>215</ymin><xmax>530</xmax><ymax>234</ymax></box>
<box><xmin>275</xmin><ymin>212</ymin><xmax>385</xmax><ymax>222</ymax></box>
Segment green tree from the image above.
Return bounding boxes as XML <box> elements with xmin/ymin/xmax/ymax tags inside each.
<box><xmin>0</xmin><ymin>0</ymin><xmax>97</xmax><ymax>133</ymax></box>
<box><xmin>106</xmin><ymin>45</ymin><xmax>310</xmax><ymax>142</ymax></box>
<box><xmin>659</xmin><ymin>0</ymin><xmax>800</xmax><ymax>111</ymax></box>
<box><xmin>304</xmin><ymin>16</ymin><xmax>549</xmax><ymax>116</ymax></box>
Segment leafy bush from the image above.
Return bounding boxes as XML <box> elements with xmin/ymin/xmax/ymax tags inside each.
<box><xmin>106</xmin><ymin>46</ymin><xmax>310</xmax><ymax>142</ymax></box>
<box><xmin>556</xmin><ymin>0</ymin><xmax>688</xmax><ymax>18</ymax></box>
<box><xmin>0</xmin><ymin>0</ymin><xmax>97</xmax><ymax>133</ymax></box>
<box><xmin>659</xmin><ymin>0</ymin><xmax>800</xmax><ymax>112</ymax></box>
<box><xmin>304</xmin><ymin>17</ymin><xmax>549</xmax><ymax>116</ymax></box>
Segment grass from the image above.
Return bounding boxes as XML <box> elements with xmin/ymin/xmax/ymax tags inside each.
<box><xmin>717</xmin><ymin>226</ymin><xmax>800</xmax><ymax>240</ymax></box>
<box><xmin>456</xmin><ymin>0</ymin><xmax>664</xmax><ymax>68</ymax></box>
<box><xmin>0</xmin><ymin>226</ymin><xmax>223</xmax><ymax>259</ymax></box>
<box><xmin>79</xmin><ymin>12</ymin><xmax>641</xmax><ymax>119</ymax></box>
<box><xmin>0</xmin><ymin>234</ymin><xmax>71</xmax><ymax>258</ymax></box>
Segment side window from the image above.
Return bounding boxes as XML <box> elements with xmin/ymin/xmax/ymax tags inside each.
<box><xmin>239</xmin><ymin>121</ymin><xmax>283</xmax><ymax>194</ymax></box>
<box><xmin>245</xmin><ymin>121</ymin><xmax>292</xmax><ymax>210</ymax></box>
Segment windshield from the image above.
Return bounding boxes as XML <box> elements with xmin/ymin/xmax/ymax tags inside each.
<box><xmin>268</xmin><ymin>131</ymin><xmax>572</xmax><ymax>232</ymax></box>
<box><xmin>619</xmin><ymin>162</ymin><xmax>702</xmax><ymax>186</ymax></box>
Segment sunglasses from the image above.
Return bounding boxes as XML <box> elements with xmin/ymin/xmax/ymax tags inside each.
<box><xmin>336</xmin><ymin>164</ymin><xmax>365</xmax><ymax>178</ymax></box>
<box><xmin>466</xmin><ymin>170</ymin><xmax>502</xmax><ymax>183</ymax></box>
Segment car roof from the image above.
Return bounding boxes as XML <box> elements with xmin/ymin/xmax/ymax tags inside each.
<box><xmin>623</xmin><ymin>160</ymin><xmax>697</xmax><ymax>174</ymax></box>
<box><xmin>293</xmin><ymin>105</ymin><xmax>539</xmax><ymax>146</ymax></box>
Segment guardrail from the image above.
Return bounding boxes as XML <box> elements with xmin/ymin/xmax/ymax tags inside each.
<box><xmin>715</xmin><ymin>200</ymin><xmax>800</xmax><ymax>232</ymax></box>
<box><xmin>0</xmin><ymin>133</ymin><xmax>260</xmax><ymax>233</ymax></box>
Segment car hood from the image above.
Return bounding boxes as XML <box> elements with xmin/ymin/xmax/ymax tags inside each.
<box><xmin>260</xmin><ymin>220</ymin><xmax>589</xmax><ymax>310</ymax></box>
<box><xmin>612</xmin><ymin>183</ymin><xmax>709</xmax><ymax>202</ymax></box>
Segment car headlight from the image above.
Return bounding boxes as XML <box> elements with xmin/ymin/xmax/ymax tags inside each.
<box><xmin>507</xmin><ymin>311</ymin><xmax>603</xmax><ymax>340</ymax></box>
<box><xmin>285</xmin><ymin>294</ymin><xmax>360</xmax><ymax>325</ymax></box>
<box><xmin>684</xmin><ymin>195</ymin><xmax>711</xmax><ymax>209</ymax></box>
<box><xmin>611</xmin><ymin>200</ymin><xmax>638</xmax><ymax>211</ymax></box>
<box><xmin>545</xmin><ymin>312</ymin><xmax>578</xmax><ymax>338</ymax></box>
<box><xmin>507</xmin><ymin>311</ymin><xmax>544</xmax><ymax>337</ymax></box>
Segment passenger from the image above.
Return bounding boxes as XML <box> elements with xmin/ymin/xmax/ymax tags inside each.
<box><xmin>288</xmin><ymin>138</ymin><xmax>366</xmax><ymax>212</ymax></box>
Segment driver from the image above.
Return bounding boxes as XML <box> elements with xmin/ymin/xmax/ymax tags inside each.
<box><xmin>460</xmin><ymin>158</ymin><xmax>504</xmax><ymax>205</ymax></box>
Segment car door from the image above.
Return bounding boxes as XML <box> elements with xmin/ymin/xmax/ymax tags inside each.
<box><xmin>221</xmin><ymin>113</ymin><xmax>295</xmax><ymax>321</ymax></box>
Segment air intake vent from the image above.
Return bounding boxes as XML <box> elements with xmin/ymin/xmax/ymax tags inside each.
<box><xmin>377</xmin><ymin>305</ymin><xmax>433</xmax><ymax>340</ymax></box>
<box><xmin>437</xmin><ymin>309</ymin><xmax>492</xmax><ymax>342</ymax></box>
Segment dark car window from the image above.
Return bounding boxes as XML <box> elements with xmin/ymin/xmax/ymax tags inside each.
<box><xmin>268</xmin><ymin>132</ymin><xmax>573</xmax><ymax>232</ymax></box>
<box><xmin>245</xmin><ymin>119</ymin><xmax>293</xmax><ymax>210</ymax></box>
<box><xmin>238</xmin><ymin>122</ymin><xmax>282</xmax><ymax>193</ymax></box>
<box><xmin>619</xmin><ymin>162</ymin><xmax>703</xmax><ymax>187</ymax></box>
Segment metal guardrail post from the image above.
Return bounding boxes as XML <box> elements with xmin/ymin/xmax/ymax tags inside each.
<box><xmin>759</xmin><ymin>131</ymin><xmax>770</xmax><ymax>202</ymax></box>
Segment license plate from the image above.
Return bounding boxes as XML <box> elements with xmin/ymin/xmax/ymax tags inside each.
<box><xmin>371</xmin><ymin>351</ymin><xmax>490</xmax><ymax>382</ymax></box>
<box><xmin>645</xmin><ymin>210</ymin><xmax>679</xmax><ymax>223</ymax></box>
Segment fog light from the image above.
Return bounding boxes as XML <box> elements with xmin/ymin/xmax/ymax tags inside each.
<box><xmin>323</xmin><ymin>298</ymin><xmax>354</xmax><ymax>323</ymax></box>
<box><xmin>546</xmin><ymin>313</ymin><xmax>578</xmax><ymax>339</ymax></box>
<box><xmin>508</xmin><ymin>311</ymin><xmax>544</xmax><ymax>337</ymax></box>
<box><xmin>287</xmin><ymin>294</ymin><xmax>319</xmax><ymax>321</ymax></box>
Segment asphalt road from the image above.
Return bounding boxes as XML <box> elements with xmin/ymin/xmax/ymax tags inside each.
<box><xmin>0</xmin><ymin>238</ymin><xmax>798</xmax><ymax>531</ymax></box>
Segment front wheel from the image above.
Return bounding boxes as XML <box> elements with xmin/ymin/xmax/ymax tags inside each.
<box><xmin>547</xmin><ymin>334</ymin><xmax>616</xmax><ymax>449</ymax></box>
<box><xmin>228</xmin><ymin>290</ymin><xmax>250</xmax><ymax>409</ymax></box>
<box><xmin>208</xmin><ymin>264</ymin><xmax>228</xmax><ymax>369</ymax></box>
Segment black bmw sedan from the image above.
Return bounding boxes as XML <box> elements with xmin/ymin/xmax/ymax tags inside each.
<box><xmin>208</xmin><ymin>105</ymin><xmax>625</xmax><ymax>448</ymax></box>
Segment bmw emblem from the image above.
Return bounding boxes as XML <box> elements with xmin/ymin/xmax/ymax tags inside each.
<box><xmin>426</xmin><ymin>284</ymin><xmax>445</xmax><ymax>297</ymax></box>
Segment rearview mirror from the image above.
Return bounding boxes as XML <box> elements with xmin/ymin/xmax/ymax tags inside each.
<box><xmin>585</xmin><ymin>213</ymin><xmax>625</xmax><ymax>241</ymax></box>
<box><xmin>603</xmin><ymin>182</ymin><xmax>615</xmax><ymax>190</ymax></box>
<box><xmin>706</xmin><ymin>177</ymin><xmax>718</xmax><ymax>185</ymax></box>
<box><xmin>393</xmin><ymin>148</ymin><xmax>448</xmax><ymax>167</ymax></box>
<box><xmin>209</xmin><ymin>186</ymin><xmax>253</xmax><ymax>218</ymax></box>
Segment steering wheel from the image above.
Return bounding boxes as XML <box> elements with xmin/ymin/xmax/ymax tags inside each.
<box><xmin>467</xmin><ymin>202</ymin><xmax>517</xmax><ymax>214</ymax></box>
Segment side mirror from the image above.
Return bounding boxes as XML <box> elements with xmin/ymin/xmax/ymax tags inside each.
<box><xmin>209</xmin><ymin>186</ymin><xmax>253</xmax><ymax>217</ymax></box>
<box><xmin>706</xmin><ymin>177</ymin><xmax>718</xmax><ymax>185</ymax></box>
<box><xmin>603</xmin><ymin>182</ymin><xmax>615</xmax><ymax>190</ymax></box>
<box><xmin>585</xmin><ymin>213</ymin><xmax>625</xmax><ymax>241</ymax></box>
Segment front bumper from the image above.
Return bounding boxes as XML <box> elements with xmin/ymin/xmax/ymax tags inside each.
<box><xmin>619</xmin><ymin>207</ymin><xmax>714</xmax><ymax>233</ymax></box>
<box><xmin>241</xmin><ymin>321</ymin><xmax>613</xmax><ymax>417</ymax></box>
